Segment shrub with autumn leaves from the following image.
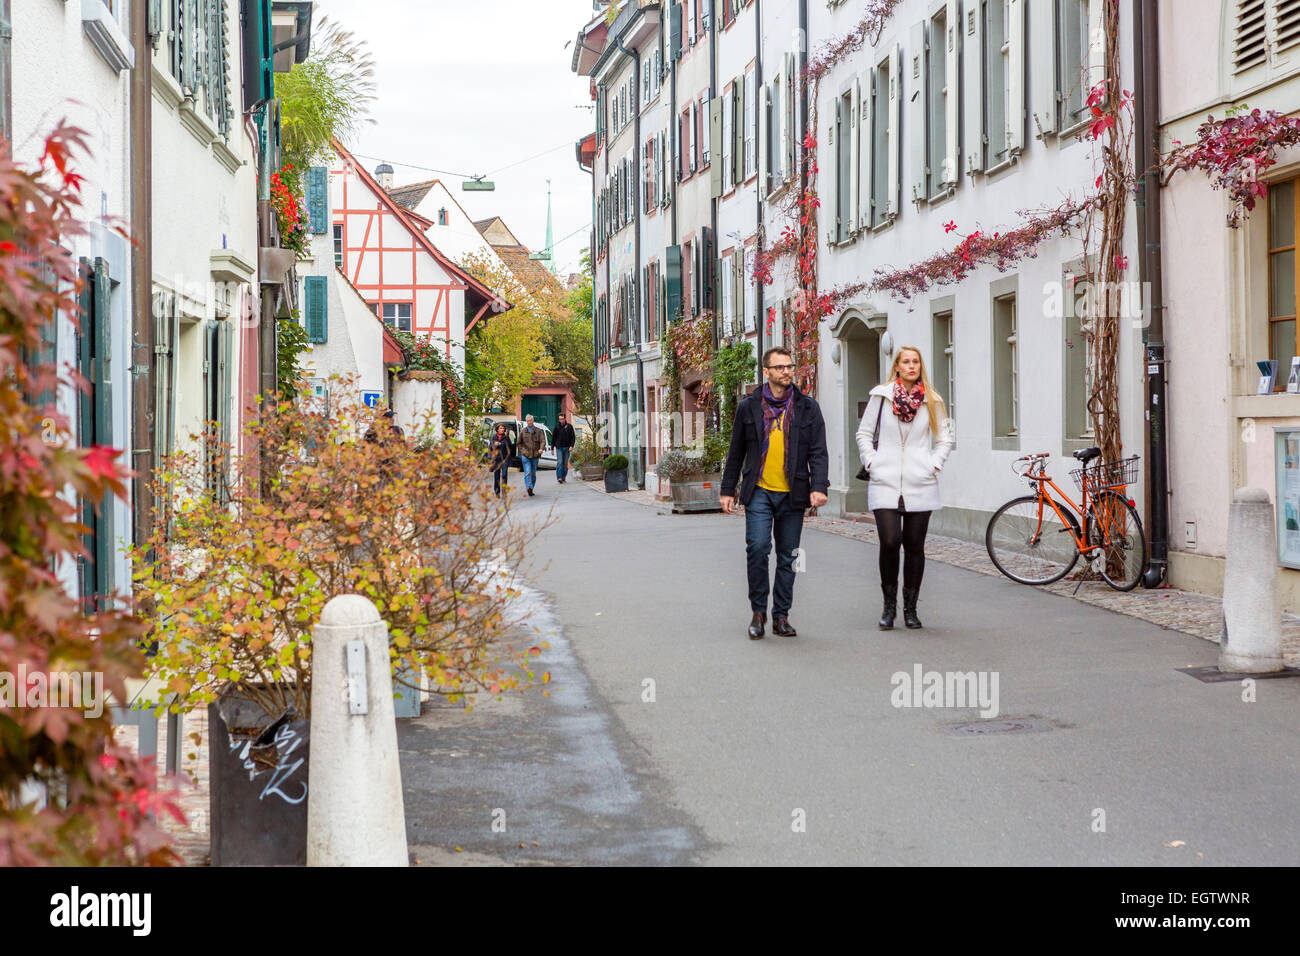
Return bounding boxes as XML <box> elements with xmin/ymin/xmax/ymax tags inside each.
<box><xmin>132</xmin><ymin>386</ymin><xmax>546</xmax><ymax>723</ymax></box>
<box><xmin>0</xmin><ymin>125</ymin><xmax>181</xmax><ymax>865</ymax></box>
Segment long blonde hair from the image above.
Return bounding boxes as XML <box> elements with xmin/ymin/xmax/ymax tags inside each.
<box><xmin>889</xmin><ymin>345</ymin><xmax>945</xmax><ymax>437</ymax></box>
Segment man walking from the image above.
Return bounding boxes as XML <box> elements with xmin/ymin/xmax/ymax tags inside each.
<box><xmin>719</xmin><ymin>347</ymin><xmax>829</xmax><ymax>640</ymax></box>
<box><xmin>553</xmin><ymin>412</ymin><xmax>576</xmax><ymax>484</ymax></box>
<box><xmin>517</xmin><ymin>414</ymin><xmax>546</xmax><ymax>497</ymax></box>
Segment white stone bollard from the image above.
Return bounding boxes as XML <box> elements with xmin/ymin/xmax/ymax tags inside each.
<box><xmin>307</xmin><ymin>594</ymin><xmax>409</xmax><ymax>866</ymax></box>
<box><xmin>1220</xmin><ymin>487</ymin><xmax>1283</xmax><ymax>673</ymax></box>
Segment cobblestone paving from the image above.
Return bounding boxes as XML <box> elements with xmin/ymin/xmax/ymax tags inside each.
<box><xmin>584</xmin><ymin>478</ymin><xmax>1300</xmax><ymax>665</ymax></box>
<box><xmin>114</xmin><ymin>707</ymin><xmax>210</xmax><ymax>866</ymax></box>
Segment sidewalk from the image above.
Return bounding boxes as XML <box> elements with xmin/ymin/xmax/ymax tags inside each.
<box><xmin>576</xmin><ymin>477</ymin><xmax>1300</xmax><ymax>665</ymax></box>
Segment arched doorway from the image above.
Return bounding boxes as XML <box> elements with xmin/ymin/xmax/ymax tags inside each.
<box><xmin>830</xmin><ymin>308</ymin><xmax>887</xmax><ymax>513</ymax></box>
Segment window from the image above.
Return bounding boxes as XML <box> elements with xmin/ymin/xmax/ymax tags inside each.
<box><xmin>932</xmin><ymin>306</ymin><xmax>955</xmax><ymax>429</ymax></box>
<box><xmin>373</xmin><ymin>302</ymin><xmax>412</xmax><ymax>333</ymax></box>
<box><xmin>438</xmin><ymin>207</ymin><xmax>448</xmax><ymax>226</ymax></box>
<box><xmin>722</xmin><ymin>84</ymin><xmax>732</xmax><ymax>191</ymax></box>
<box><xmin>720</xmin><ymin>254</ymin><xmax>734</xmax><ymax>336</ymax></box>
<box><xmin>744</xmin><ymin>69</ymin><xmax>756</xmax><ymax>180</ymax></box>
<box><xmin>871</xmin><ymin>60</ymin><xmax>890</xmax><ymax>227</ymax></box>
<box><xmin>768</xmin><ymin>74</ymin><xmax>784</xmax><ymax>186</ymax></box>
<box><xmin>925</xmin><ymin>8</ymin><xmax>950</xmax><ymax>197</ymax></box>
<box><xmin>992</xmin><ymin>286</ymin><xmax>1019</xmax><ymax>443</ymax></box>
<box><xmin>836</xmin><ymin>90</ymin><xmax>852</xmax><ymax>242</ymax></box>
<box><xmin>983</xmin><ymin>0</ymin><xmax>1008</xmax><ymax>167</ymax></box>
<box><xmin>333</xmin><ymin>223</ymin><xmax>344</xmax><ymax>269</ymax></box>
<box><xmin>1063</xmin><ymin>262</ymin><xmax>1096</xmax><ymax>444</ymax></box>
<box><xmin>1269</xmin><ymin>177</ymin><xmax>1297</xmax><ymax>386</ymax></box>
<box><xmin>1058</xmin><ymin>0</ymin><xmax>1092</xmax><ymax>130</ymax></box>
<box><xmin>682</xmin><ymin>239</ymin><xmax>693</xmax><ymax>317</ymax></box>
<box><xmin>164</xmin><ymin>0</ymin><xmax>232</xmax><ymax>135</ymax></box>
<box><xmin>699</xmin><ymin>95</ymin><xmax>709</xmax><ymax>165</ymax></box>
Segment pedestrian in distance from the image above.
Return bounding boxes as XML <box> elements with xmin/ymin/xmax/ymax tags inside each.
<box><xmin>364</xmin><ymin>408</ymin><xmax>405</xmax><ymax>446</ymax></box>
<box><xmin>553</xmin><ymin>412</ymin><xmax>576</xmax><ymax>484</ymax></box>
<box><xmin>517</xmin><ymin>414</ymin><xmax>546</xmax><ymax>497</ymax></box>
<box><xmin>856</xmin><ymin>345</ymin><xmax>954</xmax><ymax>630</ymax></box>
<box><xmin>719</xmin><ymin>346</ymin><xmax>829</xmax><ymax>641</ymax></box>
<box><xmin>489</xmin><ymin>423</ymin><xmax>515</xmax><ymax>498</ymax></box>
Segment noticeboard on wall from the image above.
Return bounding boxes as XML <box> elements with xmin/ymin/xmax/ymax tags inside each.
<box><xmin>1276</xmin><ymin>428</ymin><xmax>1300</xmax><ymax>569</ymax></box>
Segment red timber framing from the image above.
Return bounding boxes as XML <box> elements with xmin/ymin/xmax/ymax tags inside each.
<box><xmin>329</xmin><ymin>141</ymin><xmax>507</xmax><ymax>357</ymax></box>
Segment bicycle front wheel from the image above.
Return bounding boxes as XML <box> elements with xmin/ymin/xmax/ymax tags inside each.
<box><xmin>1086</xmin><ymin>492</ymin><xmax>1147</xmax><ymax>591</ymax></box>
<box><xmin>986</xmin><ymin>495</ymin><xmax>1082</xmax><ymax>585</ymax></box>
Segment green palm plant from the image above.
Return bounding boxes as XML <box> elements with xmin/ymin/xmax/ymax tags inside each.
<box><xmin>275</xmin><ymin>16</ymin><xmax>377</xmax><ymax>169</ymax></box>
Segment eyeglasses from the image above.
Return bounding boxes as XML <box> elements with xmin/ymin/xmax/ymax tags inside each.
<box><xmin>765</xmin><ymin>364</ymin><xmax>794</xmax><ymax>371</ymax></box>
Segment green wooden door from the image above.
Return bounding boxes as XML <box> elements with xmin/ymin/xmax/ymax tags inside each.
<box><xmin>521</xmin><ymin>394</ymin><xmax>561</xmax><ymax>432</ymax></box>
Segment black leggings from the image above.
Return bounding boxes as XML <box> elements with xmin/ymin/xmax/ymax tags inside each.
<box><xmin>873</xmin><ymin>501</ymin><xmax>932</xmax><ymax>590</ymax></box>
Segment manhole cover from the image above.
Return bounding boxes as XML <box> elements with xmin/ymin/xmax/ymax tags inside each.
<box><xmin>1178</xmin><ymin>665</ymin><xmax>1300</xmax><ymax>683</ymax></box>
<box><xmin>943</xmin><ymin>717</ymin><xmax>1051</xmax><ymax>737</ymax></box>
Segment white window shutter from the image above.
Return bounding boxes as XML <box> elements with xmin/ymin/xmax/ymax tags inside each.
<box><xmin>944</xmin><ymin>0</ymin><xmax>960</xmax><ymax>185</ymax></box>
<box><xmin>759</xmin><ymin>85</ymin><xmax>770</xmax><ymax>194</ymax></box>
<box><xmin>849</xmin><ymin>78</ymin><xmax>860</xmax><ymax>235</ymax></box>
<box><xmin>1008</xmin><ymin>0</ymin><xmax>1026</xmax><ymax>155</ymax></box>
<box><xmin>888</xmin><ymin>44</ymin><xmax>901</xmax><ymax>218</ymax></box>
<box><xmin>962</xmin><ymin>0</ymin><xmax>984</xmax><ymax>175</ymax></box>
<box><xmin>1087</xmin><ymin>0</ymin><xmax>1107</xmax><ymax>92</ymax></box>
<box><xmin>910</xmin><ymin>20</ymin><xmax>928</xmax><ymax>204</ymax></box>
<box><xmin>1030</xmin><ymin>0</ymin><xmax>1057</xmax><ymax>138</ymax></box>
<box><xmin>825</xmin><ymin>106</ymin><xmax>839</xmax><ymax>244</ymax></box>
<box><xmin>859</xmin><ymin>70</ymin><xmax>873</xmax><ymax>230</ymax></box>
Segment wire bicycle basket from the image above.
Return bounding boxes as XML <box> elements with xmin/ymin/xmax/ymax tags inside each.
<box><xmin>1069</xmin><ymin>455</ymin><xmax>1140</xmax><ymax>492</ymax></box>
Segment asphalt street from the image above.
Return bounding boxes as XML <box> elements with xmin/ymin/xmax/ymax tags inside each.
<box><xmin>400</xmin><ymin>477</ymin><xmax>1300</xmax><ymax>866</ymax></box>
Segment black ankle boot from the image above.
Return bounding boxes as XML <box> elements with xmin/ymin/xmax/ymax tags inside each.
<box><xmin>879</xmin><ymin>583</ymin><xmax>897</xmax><ymax>630</ymax></box>
<box><xmin>902</xmin><ymin>586</ymin><xmax>922</xmax><ymax>629</ymax></box>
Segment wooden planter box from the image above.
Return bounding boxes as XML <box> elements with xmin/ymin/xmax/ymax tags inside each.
<box><xmin>669</xmin><ymin>473</ymin><xmax>723</xmax><ymax>513</ymax></box>
<box><xmin>578</xmin><ymin>464</ymin><xmax>605</xmax><ymax>481</ymax></box>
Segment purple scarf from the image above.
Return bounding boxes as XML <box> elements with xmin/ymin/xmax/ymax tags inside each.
<box><xmin>760</xmin><ymin>382</ymin><xmax>795</xmax><ymax>467</ymax></box>
<box><xmin>892</xmin><ymin>378</ymin><xmax>925</xmax><ymax>423</ymax></box>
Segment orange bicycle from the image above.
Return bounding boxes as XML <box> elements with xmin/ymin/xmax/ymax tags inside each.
<box><xmin>985</xmin><ymin>447</ymin><xmax>1147</xmax><ymax>591</ymax></box>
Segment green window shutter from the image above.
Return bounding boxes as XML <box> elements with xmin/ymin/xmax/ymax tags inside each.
<box><xmin>702</xmin><ymin>226</ymin><xmax>715</xmax><ymax>311</ymax></box>
<box><xmin>305</xmin><ymin>275</ymin><xmax>328</xmax><ymax>343</ymax></box>
<box><xmin>307</xmin><ymin>166</ymin><xmax>329</xmax><ymax>233</ymax></box>
<box><xmin>170</xmin><ymin>0</ymin><xmax>183</xmax><ymax>80</ymax></box>
<box><xmin>182</xmin><ymin>0</ymin><xmax>199</xmax><ymax>91</ymax></box>
<box><xmin>92</xmin><ymin>258</ymin><xmax>114</xmax><ymax>602</ymax></box>
<box><xmin>709</xmin><ymin>97</ymin><xmax>723</xmax><ymax>197</ymax></box>
<box><xmin>148</xmin><ymin>0</ymin><xmax>164</xmax><ymax>46</ymax></box>
<box><xmin>670</xmin><ymin>2</ymin><xmax>682</xmax><ymax>60</ymax></box>
<box><xmin>208</xmin><ymin>0</ymin><xmax>232</xmax><ymax>135</ymax></box>
<box><xmin>241</xmin><ymin>0</ymin><xmax>273</xmax><ymax>110</ymax></box>
<box><xmin>665</xmin><ymin>245</ymin><xmax>682</xmax><ymax>323</ymax></box>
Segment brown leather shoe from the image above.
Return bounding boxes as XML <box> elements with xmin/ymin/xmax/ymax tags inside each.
<box><xmin>772</xmin><ymin>617</ymin><xmax>797</xmax><ymax>637</ymax></box>
<box><xmin>747</xmin><ymin>612</ymin><xmax>766</xmax><ymax>640</ymax></box>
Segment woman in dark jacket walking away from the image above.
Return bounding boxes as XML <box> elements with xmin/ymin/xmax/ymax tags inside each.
<box><xmin>489</xmin><ymin>423</ymin><xmax>515</xmax><ymax>498</ymax></box>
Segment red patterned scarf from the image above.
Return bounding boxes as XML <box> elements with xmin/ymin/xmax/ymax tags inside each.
<box><xmin>892</xmin><ymin>378</ymin><xmax>926</xmax><ymax>423</ymax></box>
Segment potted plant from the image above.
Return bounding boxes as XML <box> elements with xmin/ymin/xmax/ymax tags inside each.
<box><xmin>133</xmin><ymin>389</ymin><xmax>538</xmax><ymax>865</ymax></box>
<box><xmin>603</xmin><ymin>453</ymin><xmax>630</xmax><ymax>492</ymax></box>
<box><xmin>658</xmin><ymin>443</ymin><xmax>726</xmax><ymax>513</ymax></box>
<box><xmin>577</xmin><ymin>431</ymin><xmax>606</xmax><ymax>481</ymax></box>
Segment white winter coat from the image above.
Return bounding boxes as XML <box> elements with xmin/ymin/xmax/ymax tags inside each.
<box><xmin>856</xmin><ymin>383</ymin><xmax>955</xmax><ymax>512</ymax></box>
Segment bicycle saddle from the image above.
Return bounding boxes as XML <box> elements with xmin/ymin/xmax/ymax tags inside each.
<box><xmin>1072</xmin><ymin>446</ymin><xmax>1101</xmax><ymax>463</ymax></box>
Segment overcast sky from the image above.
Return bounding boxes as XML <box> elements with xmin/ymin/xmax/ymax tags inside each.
<box><xmin>318</xmin><ymin>0</ymin><xmax>600</xmax><ymax>277</ymax></box>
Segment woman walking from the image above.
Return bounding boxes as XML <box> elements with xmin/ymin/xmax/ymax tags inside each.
<box><xmin>856</xmin><ymin>346</ymin><xmax>954</xmax><ymax>629</ymax></box>
<box><xmin>489</xmin><ymin>423</ymin><xmax>515</xmax><ymax>498</ymax></box>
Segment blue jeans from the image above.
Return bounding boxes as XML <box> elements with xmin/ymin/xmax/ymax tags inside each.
<box><xmin>556</xmin><ymin>447</ymin><xmax>571</xmax><ymax>481</ymax></box>
<box><xmin>744</xmin><ymin>487</ymin><xmax>805</xmax><ymax>618</ymax></box>
<box><xmin>521</xmin><ymin>455</ymin><xmax>538</xmax><ymax>490</ymax></box>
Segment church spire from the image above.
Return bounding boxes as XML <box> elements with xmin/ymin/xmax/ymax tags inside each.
<box><xmin>544</xmin><ymin>178</ymin><xmax>555</xmax><ymax>274</ymax></box>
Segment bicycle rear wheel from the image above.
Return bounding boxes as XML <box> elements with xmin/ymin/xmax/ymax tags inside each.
<box><xmin>985</xmin><ymin>495</ymin><xmax>1082</xmax><ymax>585</ymax></box>
<box><xmin>1086</xmin><ymin>492</ymin><xmax>1147</xmax><ymax>591</ymax></box>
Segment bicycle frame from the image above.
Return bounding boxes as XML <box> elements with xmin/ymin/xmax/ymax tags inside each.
<box><xmin>1014</xmin><ymin>457</ymin><xmax>1114</xmax><ymax>557</ymax></box>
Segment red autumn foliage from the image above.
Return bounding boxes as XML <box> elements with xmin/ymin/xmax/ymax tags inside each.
<box><xmin>0</xmin><ymin>125</ymin><xmax>181</xmax><ymax>865</ymax></box>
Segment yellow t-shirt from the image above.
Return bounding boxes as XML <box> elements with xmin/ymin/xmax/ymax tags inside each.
<box><xmin>758</xmin><ymin>417</ymin><xmax>791</xmax><ymax>492</ymax></box>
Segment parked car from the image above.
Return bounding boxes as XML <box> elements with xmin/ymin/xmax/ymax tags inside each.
<box><xmin>482</xmin><ymin>418</ymin><xmax>556</xmax><ymax>470</ymax></box>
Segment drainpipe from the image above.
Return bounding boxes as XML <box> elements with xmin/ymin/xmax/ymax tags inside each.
<box><xmin>1135</xmin><ymin>0</ymin><xmax>1169</xmax><ymax>588</ymax></box>
<box><xmin>754</xmin><ymin>0</ymin><xmax>764</xmax><ymax>381</ymax></box>
<box><xmin>616</xmin><ymin>29</ymin><xmax>647</xmax><ymax>485</ymax></box>
<box><xmin>709</xmin><ymin>1</ymin><xmax>719</xmax><ymax>357</ymax></box>
<box><xmin>0</xmin><ymin>0</ymin><xmax>11</xmax><ymax>151</ymax></box>
<box><xmin>129</xmin><ymin>0</ymin><xmax>154</xmax><ymax>555</ymax></box>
